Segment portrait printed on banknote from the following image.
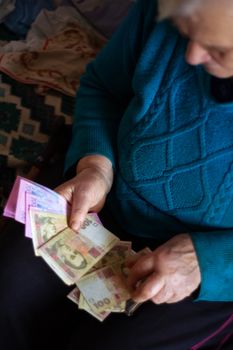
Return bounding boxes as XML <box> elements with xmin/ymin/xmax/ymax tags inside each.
<box><xmin>50</xmin><ymin>238</ymin><xmax>88</xmax><ymax>270</ymax></box>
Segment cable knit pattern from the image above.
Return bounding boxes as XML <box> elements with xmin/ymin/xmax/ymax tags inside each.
<box><xmin>203</xmin><ymin>161</ymin><xmax>233</xmax><ymax>224</ymax></box>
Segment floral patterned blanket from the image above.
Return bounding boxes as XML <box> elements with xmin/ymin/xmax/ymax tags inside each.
<box><xmin>0</xmin><ymin>6</ymin><xmax>106</xmax><ymax>96</ymax></box>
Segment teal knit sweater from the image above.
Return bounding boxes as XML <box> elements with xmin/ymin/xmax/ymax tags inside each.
<box><xmin>65</xmin><ymin>0</ymin><xmax>233</xmax><ymax>302</ymax></box>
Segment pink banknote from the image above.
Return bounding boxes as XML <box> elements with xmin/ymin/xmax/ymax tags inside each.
<box><xmin>4</xmin><ymin>176</ymin><xmax>101</xmax><ymax>239</ymax></box>
<box><xmin>14</xmin><ymin>177</ymin><xmax>66</xmax><ymax>224</ymax></box>
<box><xmin>3</xmin><ymin>176</ymin><xmax>21</xmax><ymax>218</ymax></box>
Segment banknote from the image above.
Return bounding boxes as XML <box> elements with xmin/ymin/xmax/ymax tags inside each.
<box><xmin>77</xmin><ymin>290</ymin><xmax>86</xmax><ymax>309</ymax></box>
<box><xmin>99</xmin><ymin>247</ymin><xmax>152</xmax><ymax>315</ymax></box>
<box><xmin>78</xmin><ymin>290</ymin><xmax>110</xmax><ymax>321</ymax></box>
<box><xmin>3</xmin><ymin>176</ymin><xmax>21</xmax><ymax>218</ymax></box>
<box><xmin>74</xmin><ymin>247</ymin><xmax>151</xmax><ymax>317</ymax></box>
<box><xmin>4</xmin><ymin>176</ymin><xmax>63</xmax><ymax>221</ymax></box>
<box><xmin>4</xmin><ymin>176</ymin><xmax>150</xmax><ymax>321</ymax></box>
<box><xmin>78</xmin><ymin>215</ymin><xmax>118</xmax><ymax>251</ymax></box>
<box><xmin>67</xmin><ymin>287</ymin><xmax>110</xmax><ymax>322</ymax></box>
<box><xmin>92</xmin><ymin>241</ymin><xmax>132</xmax><ymax>271</ymax></box>
<box><xmin>30</xmin><ymin>209</ymin><xmax>68</xmax><ymax>255</ymax></box>
<box><xmin>4</xmin><ymin>176</ymin><xmax>102</xmax><ymax>239</ymax></box>
<box><xmin>15</xmin><ymin>177</ymin><xmax>66</xmax><ymax>224</ymax></box>
<box><xmin>68</xmin><ymin>244</ymin><xmax>133</xmax><ymax>319</ymax></box>
<box><xmin>77</xmin><ymin>265</ymin><xmax>131</xmax><ymax>314</ymax></box>
<box><xmin>96</xmin><ymin>246</ymin><xmax>152</xmax><ymax>283</ymax></box>
<box><xmin>39</xmin><ymin>217</ymin><xmax>119</xmax><ymax>285</ymax></box>
<box><xmin>67</xmin><ymin>287</ymin><xmax>81</xmax><ymax>305</ymax></box>
<box><xmin>25</xmin><ymin>192</ymin><xmax>68</xmax><ymax>238</ymax></box>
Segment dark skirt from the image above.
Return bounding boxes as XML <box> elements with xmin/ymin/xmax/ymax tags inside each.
<box><xmin>0</xmin><ymin>215</ymin><xmax>233</xmax><ymax>350</ymax></box>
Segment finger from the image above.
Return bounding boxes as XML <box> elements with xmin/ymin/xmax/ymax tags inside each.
<box><xmin>125</xmin><ymin>253</ymin><xmax>142</xmax><ymax>268</ymax></box>
<box><xmin>55</xmin><ymin>181</ymin><xmax>74</xmax><ymax>204</ymax></box>
<box><xmin>69</xmin><ymin>191</ymin><xmax>91</xmax><ymax>231</ymax></box>
<box><xmin>127</xmin><ymin>254</ymin><xmax>155</xmax><ymax>289</ymax></box>
<box><xmin>165</xmin><ymin>293</ymin><xmax>189</xmax><ymax>304</ymax></box>
<box><xmin>151</xmin><ymin>285</ymin><xmax>174</xmax><ymax>304</ymax></box>
<box><xmin>132</xmin><ymin>272</ymin><xmax>165</xmax><ymax>303</ymax></box>
<box><xmin>126</xmin><ymin>248</ymin><xmax>152</xmax><ymax>268</ymax></box>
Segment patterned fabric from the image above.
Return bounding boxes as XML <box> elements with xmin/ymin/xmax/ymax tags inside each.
<box><xmin>0</xmin><ymin>71</ymin><xmax>75</xmax><ymax>213</ymax></box>
<box><xmin>0</xmin><ymin>7</ymin><xmax>106</xmax><ymax>96</ymax></box>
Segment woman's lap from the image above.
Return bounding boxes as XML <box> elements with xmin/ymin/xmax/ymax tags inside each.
<box><xmin>1</xmin><ymin>221</ymin><xmax>233</xmax><ymax>350</ymax></box>
<box><xmin>0</xmin><ymin>221</ymin><xmax>76</xmax><ymax>349</ymax></box>
<box><xmin>66</xmin><ymin>298</ymin><xmax>233</xmax><ymax>350</ymax></box>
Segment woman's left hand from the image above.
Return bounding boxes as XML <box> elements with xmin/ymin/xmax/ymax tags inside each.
<box><xmin>127</xmin><ymin>233</ymin><xmax>201</xmax><ymax>304</ymax></box>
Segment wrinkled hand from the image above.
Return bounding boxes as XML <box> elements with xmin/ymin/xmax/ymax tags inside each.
<box><xmin>127</xmin><ymin>234</ymin><xmax>201</xmax><ymax>304</ymax></box>
<box><xmin>55</xmin><ymin>155</ymin><xmax>113</xmax><ymax>231</ymax></box>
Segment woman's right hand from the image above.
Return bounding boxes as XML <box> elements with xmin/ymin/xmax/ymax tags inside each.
<box><xmin>55</xmin><ymin>155</ymin><xmax>113</xmax><ymax>231</ymax></box>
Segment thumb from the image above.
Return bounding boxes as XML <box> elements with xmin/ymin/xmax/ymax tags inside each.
<box><xmin>55</xmin><ymin>181</ymin><xmax>88</xmax><ymax>232</ymax></box>
<box><xmin>55</xmin><ymin>181</ymin><xmax>74</xmax><ymax>204</ymax></box>
<box><xmin>69</xmin><ymin>190</ymin><xmax>91</xmax><ymax>232</ymax></box>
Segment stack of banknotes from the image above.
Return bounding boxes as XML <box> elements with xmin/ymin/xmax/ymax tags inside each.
<box><xmin>4</xmin><ymin>176</ymin><xmax>149</xmax><ymax>321</ymax></box>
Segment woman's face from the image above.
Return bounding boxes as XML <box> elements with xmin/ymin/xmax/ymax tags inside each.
<box><xmin>173</xmin><ymin>1</ymin><xmax>233</xmax><ymax>78</ymax></box>
<box><xmin>60</xmin><ymin>244</ymin><xmax>86</xmax><ymax>269</ymax></box>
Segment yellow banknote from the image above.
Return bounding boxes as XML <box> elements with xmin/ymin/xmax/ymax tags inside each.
<box><xmin>29</xmin><ymin>209</ymin><xmax>68</xmax><ymax>255</ymax></box>
<box><xmin>77</xmin><ymin>265</ymin><xmax>131</xmax><ymax>314</ymax></box>
<box><xmin>39</xmin><ymin>219</ymin><xmax>119</xmax><ymax>285</ymax></box>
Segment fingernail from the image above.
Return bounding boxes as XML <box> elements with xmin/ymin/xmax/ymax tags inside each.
<box><xmin>70</xmin><ymin>221</ymin><xmax>80</xmax><ymax>232</ymax></box>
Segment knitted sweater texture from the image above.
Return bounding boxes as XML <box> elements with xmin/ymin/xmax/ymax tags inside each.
<box><xmin>65</xmin><ymin>0</ymin><xmax>233</xmax><ymax>301</ymax></box>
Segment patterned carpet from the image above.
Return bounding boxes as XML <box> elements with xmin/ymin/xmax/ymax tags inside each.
<box><xmin>0</xmin><ymin>71</ymin><xmax>75</xmax><ymax>213</ymax></box>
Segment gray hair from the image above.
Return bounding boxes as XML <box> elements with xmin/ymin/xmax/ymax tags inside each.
<box><xmin>158</xmin><ymin>0</ymin><xmax>203</xmax><ymax>20</ymax></box>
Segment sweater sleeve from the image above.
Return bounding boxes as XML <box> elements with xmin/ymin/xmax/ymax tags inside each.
<box><xmin>190</xmin><ymin>229</ymin><xmax>233</xmax><ymax>301</ymax></box>
<box><xmin>65</xmin><ymin>0</ymin><xmax>157</xmax><ymax>172</ymax></box>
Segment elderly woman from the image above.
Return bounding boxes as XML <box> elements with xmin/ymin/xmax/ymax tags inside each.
<box><xmin>1</xmin><ymin>0</ymin><xmax>233</xmax><ymax>349</ymax></box>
